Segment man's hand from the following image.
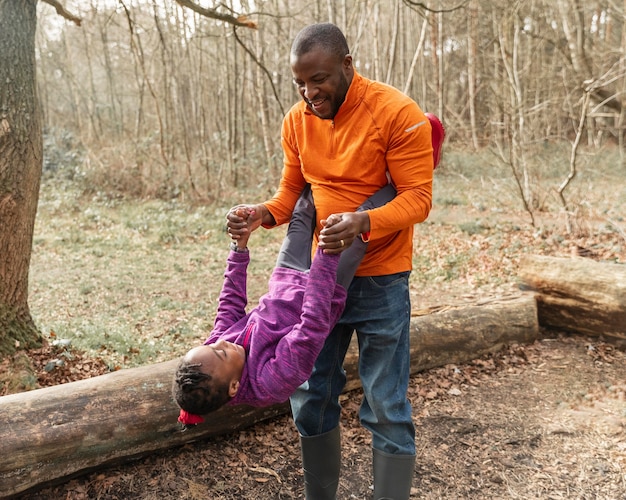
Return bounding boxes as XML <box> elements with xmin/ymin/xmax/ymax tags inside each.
<box><xmin>226</xmin><ymin>204</ymin><xmax>274</xmax><ymax>248</ymax></box>
<box><xmin>228</xmin><ymin>207</ymin><xmax>255</xmax><ymax>249</ymax></box>
<box><xmin>318</xmin><ymin>211</ymin><xmax>370</xmax><ymax>254</ymax></box>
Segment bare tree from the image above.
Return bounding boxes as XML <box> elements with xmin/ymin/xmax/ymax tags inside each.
<box><xmin>492</xmin><ymin>2</ymin><xmax>536</xmax><ymax>226</ymax></box>
<box><xmin>29</xmin><ymin>0</ymin><xmax>624</xmax><ymax>214</ymax></box>
<box><xmin>555</xmin><ymin>0</ymin><xmax>624</xmax><ymax>142</ymax></box>
<box><xmin>385</xmin><ymin>1</ymin><xmax>400</xmax><ymax>85</ymax></box>
<box><xmin>621</xmin><ymin>0</ymin><xmax>626</xmax><ymax>168</ymax></box>
<box><xmin>466</xmin><ymin>0</ymin><xmax>479</xmax><ymax>149</ymax></box>
<box><xmin>557</xmin><ymin>90</ymin><xmax>590</xmax><ymax>234</ymax></box>
<box><xmin>0</xmin><ymin>0</ymin><xmax>80</xmax><ymax>356</ymax></box>
<box><xmin>1</xmin><ymin>0</ymin><xmax>261</xmax><ymax>358</ymax></box>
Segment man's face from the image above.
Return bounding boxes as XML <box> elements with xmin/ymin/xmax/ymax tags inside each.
<box><xmin>291</xmin><ymin>46</ymin><xmax>353</xmax><ymax>120</ymax></box>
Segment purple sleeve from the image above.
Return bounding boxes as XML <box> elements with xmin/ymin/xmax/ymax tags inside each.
<box><xmin>259</xmin><ymin>249</ymin><xmax>347</xmax><ymax>400</ymax></box>
<box><xmin>211</xmin><ymin>251</ymin><xmax>250</xmax><ymax>336</ymax></box>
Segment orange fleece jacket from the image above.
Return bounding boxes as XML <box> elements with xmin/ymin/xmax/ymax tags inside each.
<box><xmin>264</xmin><ymin>71</ymin><xmax>433</xmax><ymax>276</ymax></box>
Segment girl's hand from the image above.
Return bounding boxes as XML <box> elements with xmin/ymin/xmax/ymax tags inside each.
<box><xmin>319</xmin><ymin>211</ymin><xmax>370</xmax><ymax>254</ymax></box>
<box><xmin>226</xmin><ymin>205</ymin><xmax>261</xmax><ymax>248</ymax></box>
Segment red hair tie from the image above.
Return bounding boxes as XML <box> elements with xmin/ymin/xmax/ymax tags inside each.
<box><xmin>178</xmin><ymin>409</ymin><xmax>204</xmax><ymax>426</ymax></box>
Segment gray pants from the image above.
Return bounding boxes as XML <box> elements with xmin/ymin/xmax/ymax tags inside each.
<box><xmin>276</xmin><ymin>183</ymin><xmax>396</xmax><ymax>289</ymax></box>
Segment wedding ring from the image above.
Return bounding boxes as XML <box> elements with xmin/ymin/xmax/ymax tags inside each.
<box><xmin>340</xmin><ymin>239</ymin><xmax>345</xmax><ymax>247</ymax></box>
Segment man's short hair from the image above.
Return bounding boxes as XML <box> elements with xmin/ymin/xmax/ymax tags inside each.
<box><xmin>291</xmin><ymin>23</ymin><xmax>350</xmax><ymax>62</ymax></box>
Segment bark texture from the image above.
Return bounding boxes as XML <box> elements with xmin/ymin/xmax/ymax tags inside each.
<box><xmin>0</xmin><ymin>0</ymin><xmax>43</xmax><ymax>355</ymax></box>
<box><xmin>519</xmin><ymin>254</ymin><xmax>626</xmax><ymax>345</ymax></box>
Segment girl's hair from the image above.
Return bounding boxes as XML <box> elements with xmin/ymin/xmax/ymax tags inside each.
<box><xmin>172</xmin><ymin>360</ymin><xmax>231</xmax><ymax>415</ymax></box>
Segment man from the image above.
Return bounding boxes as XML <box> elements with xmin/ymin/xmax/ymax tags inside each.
<box><xmin>226</xmin><ymin>23</ymin><xmax>434</xmax><ymax>500</ymax></box>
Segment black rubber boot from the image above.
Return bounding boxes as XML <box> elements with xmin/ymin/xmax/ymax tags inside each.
<box><xmin>300</xmin><ymin>426</ymin><xmax>341</xmax><ymax>500</ymax></box>
<box><xmin>372</xmin><ymin>448</ymin><xmax>416</xmax><ymax>500</ymax></box>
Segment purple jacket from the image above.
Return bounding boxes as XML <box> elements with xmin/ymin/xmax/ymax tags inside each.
<box><xmin>204</xmin><ymin>248</ymin><xmax>347</xmax><ymax>407</ymax></box>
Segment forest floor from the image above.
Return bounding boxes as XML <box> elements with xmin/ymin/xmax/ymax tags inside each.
<box><xmin>4</xmin><ymin>153</ymin><xmax>626</xmax><ymax>499</ymax></box>
<box><xmin>19</xmin><ymin>331</ymin><xmax>626</xmax><ymax>499</ymax></box>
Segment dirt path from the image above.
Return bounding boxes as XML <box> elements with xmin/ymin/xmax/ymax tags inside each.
<box><xmin>25</xmin><ymin>333</ymin><xmax>626</xmax><ymax>500</ymax></box>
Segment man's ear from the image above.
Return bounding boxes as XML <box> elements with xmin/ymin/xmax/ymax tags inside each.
<box><xmin>228</xmin><ymin>379</ymin><xmax>240</xmax><ymax>398</ymax></box>
<box><xmin>343</xmin><ymin>54</ymin><xmax>353</xmax><ymax>70</ymax></box>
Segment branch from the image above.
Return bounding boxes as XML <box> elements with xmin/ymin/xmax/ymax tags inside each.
<box><xmin>40</xmin><ymin>0</ymin><xmax>82</xmax><ymax>26</ymax></box>
<box><xmin>402</xmin><ymin>0</ymin><xmax>468</xmax><ymax>14</ymax></box>
<box><xmin>174</xmin><ymin>0</ymin><xmax>257</xmax><ymax>29</ymax></box>
<box><xmin>232</xmin><ymin>29</ymin><xmax>285</xmax><ymax>116</ymax></box>
<box><xmin>556</xmin><ymin>90</ymin><xmax>589</xmax><ymax>234</ymax></box>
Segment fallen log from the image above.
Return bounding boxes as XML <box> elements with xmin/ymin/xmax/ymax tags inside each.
<box><xmin>344</xmin><ymin>294</ymin><xmax>539</xmax><ymax>391</ymax></box>
<box><xmin>0</xmin><ymin>294</ymin><xmax>537</xmax><ymax>498</ymax></box>
<box><xmin>519</xmin><ymin>254</ymin><xmax>626</xmax><ymax>345</ymax></box>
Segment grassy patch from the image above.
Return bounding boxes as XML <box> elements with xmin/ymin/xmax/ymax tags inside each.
<box><xmin>29</xmin><ymin>145</ymin><xmax>625</xmax><ymax>368</ymax></box>
<box><xmin>31</xmin><ymin>186</ymin><xmax>283</xmax><ymax>368</ymax></box>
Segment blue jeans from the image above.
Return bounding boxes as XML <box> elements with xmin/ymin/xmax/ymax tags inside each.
<box><xmin>290</xmin><ymin>271</ymin><xmax>415</xmax><ymax>455</ymax></box>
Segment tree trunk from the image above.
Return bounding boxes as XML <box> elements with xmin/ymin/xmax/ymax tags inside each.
<box><xmin>0</xmin><ymin>0</ymin><xmax>43</xmax><ymax>356</ymax></box>
<box><xmin>384</xmin><ymin>0</ymin><xmax>399</xmax><ymax>86</ymax></box>
<box><xmin>254</xmin><ymin>27</ymin><xmax>276</xmax><ymax>178</ymax></box>
<box><xmin>519</xmin><ymin>255</ymin><xmax>626</xmax><ymax>345</ymax></box>
<box><xmin>0</xmin><ymin>295</ymin><xmax>537</xmax><ymax>497</ymax></box>
<box><xmin>467</xmin><ymin>0</ymin><xmax>479</xmax><ymax>149</ymax></box>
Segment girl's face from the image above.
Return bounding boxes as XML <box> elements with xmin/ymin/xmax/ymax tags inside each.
<box><xmin>184</xmin><ymin>340</ymin><xmax>246</xmax><ymax>397</ymax></box>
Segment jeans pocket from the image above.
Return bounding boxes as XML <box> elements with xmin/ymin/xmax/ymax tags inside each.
<box><xmin>367</xmin><ymin>271</ymin><xmax>410</xmax><ymax>289</ymax></box>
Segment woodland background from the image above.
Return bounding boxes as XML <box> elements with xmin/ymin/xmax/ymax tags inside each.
<box><xmin>12</xmin><ymin>0</ymin><xmax>621</xmax><ymax>369</ymax></box>
<box><xmin>1</xmin><ymin>2</ymin><xmax>625</xmax><ymax>497</ymax></box>
<box><xmin>37</xmin><ymin>0</ymin><xmax>625</xmax><ymax>205</ymax></box>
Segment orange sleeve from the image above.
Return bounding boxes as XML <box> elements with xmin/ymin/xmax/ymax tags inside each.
<box><xmin>366</xmin><ymin>103</ymin><xmax>433</xmax><ymax>240</ymax></box>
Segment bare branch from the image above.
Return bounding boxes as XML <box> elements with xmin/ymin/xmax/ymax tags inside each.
<box><xmin>232</xmin><ymin>29</ymin><xmax>285</xmax><ymax>116</ymax></box>
<box><xmin>40</xmin><ymin>0</ymin><xmax>82</xmax><ymax>26</ymax></box>
<box><xmin>402</xmin><ymin>0</ymin><xmax>468</xmax><ymax>14</ymax></box>
<box><xmin>556</xmin><ymin>90</ymin><xmax>590</xmax><ymax>234</ymax></box>
<box><xmin>174</xmin><ymin>0</ymin><xmax>257</xmax><ymax>29</ymax></box>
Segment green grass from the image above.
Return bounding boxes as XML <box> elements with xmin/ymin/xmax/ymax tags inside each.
<box><xmin>29</xmin><ymin>144</ymin><xmax>626</xmax><ymax>368</ymax></box>
<box><xmin>31</xmin><ymin>186</ymin><xmax>287</xmax><ymax>368</ymax></box>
